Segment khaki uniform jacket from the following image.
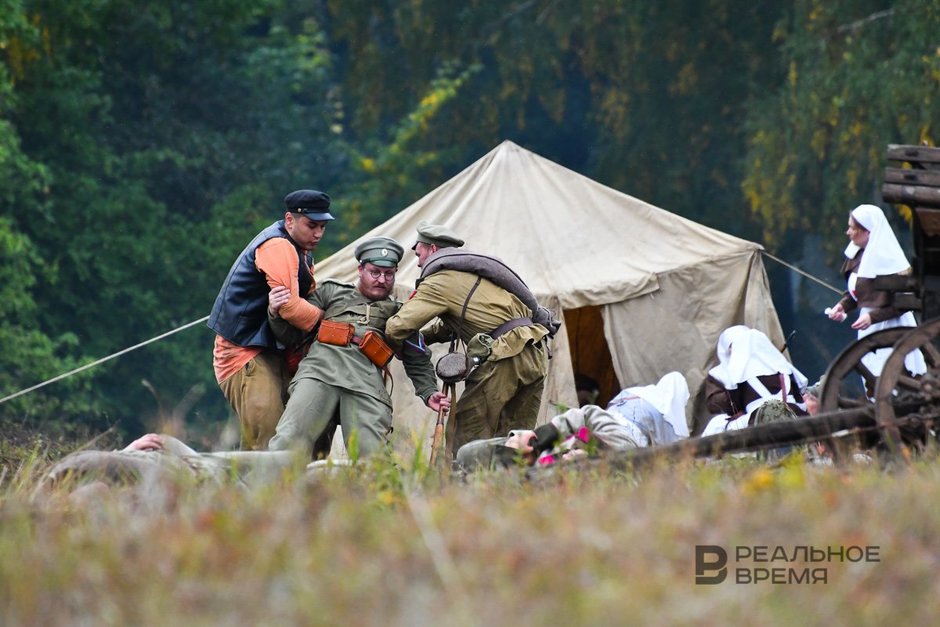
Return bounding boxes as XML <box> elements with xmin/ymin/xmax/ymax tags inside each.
<box><xmin>271</xmin><ymin>280</ymin><xmax>438</xmax><ymax>407</ymax></box>
<box><xmin>385</xmin><ymin>270</ymin><xmax>548</xmax><ymax>360</ymax></box>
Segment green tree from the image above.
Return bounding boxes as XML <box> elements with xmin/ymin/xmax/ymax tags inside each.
<box><xmin>323</xmin><ymin>0</ymin><xmax>787</xmax><ymax>236</ymax></box>
<box><xmin>336</xmin><ymin>62</ymin><xmax>482</xmax><ymax>236</ymax></box>
<box><xmin>743</xmin><ymin>0</ymin><xmax>940</xmax><ymax>254</ymax></box>
<box><xmin>0</xmin><ymin>2</ymin><xmax>95</xmax><ymax>425</ymax></box>
<box><xmin>740</xmin><ymin>0</ymin><xmax>940</xmax><ymax>376</ymax></box>
<box><xmin>2</xmin><ymin>0</ymin><xmax>343</xmax><ymax>436</ymax></box>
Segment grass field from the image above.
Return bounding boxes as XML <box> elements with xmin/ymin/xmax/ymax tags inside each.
<box><xmin>2</xmin><ymin>436</ymin><xmax>939</xmax><ymax>626</ymax></box>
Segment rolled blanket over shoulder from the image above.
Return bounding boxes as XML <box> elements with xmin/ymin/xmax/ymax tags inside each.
<box><xmin>418</xmin><ymin>248</ymin><xmax>561</xmax><ymax>337</ymax></box>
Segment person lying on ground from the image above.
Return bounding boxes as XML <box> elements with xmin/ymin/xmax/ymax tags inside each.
<box><xmin>36</xmin><ymin>433</ymin><xmax>304</xmax><ymax>498</ymax></box>
<box><xmin>455</xmin><ymin>404</ymin><xmax>645</xmax><ymax>471</ymax></box>
<box><xmin>605</xmin><ymin>371</ymin><xmax>691</xmax><ymax>447</ymax></box>
<box><xmin>800</xmin><ymin>378</ymin><xmax>875</xmax><ymax>466</ymax></box>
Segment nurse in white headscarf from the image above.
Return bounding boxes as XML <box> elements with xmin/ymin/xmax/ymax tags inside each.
<box><xmin>606</xmin><ymin>371</ymin><xmax>690</xmax><ymax>446</ymax></box>
<box><xmin>826</xmin><ymin>204</ymin><xmax>926</xmax><ymax>378</ymax></box>
<box><xmin>702</xmin><ymin>325</ymin><xmax>809</xmax><ymax>436</ymax></box>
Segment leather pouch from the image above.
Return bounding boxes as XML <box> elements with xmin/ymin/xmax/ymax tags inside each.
<box><xmin>358</xmin><ymin>331</ymin><xmax>394</xmax><ymax>368</ymax></box>
<box><xmin>317</xmin><ymin>320</ymin><xmax>354</xmax><ymax>346</ymax></box>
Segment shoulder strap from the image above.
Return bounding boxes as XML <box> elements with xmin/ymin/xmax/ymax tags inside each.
<box><xmin>450</xmin><ymin>276</ymin><xmax>482</xmax><ymax>351</ymax></box>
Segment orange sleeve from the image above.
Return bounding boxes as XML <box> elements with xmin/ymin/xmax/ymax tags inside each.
<box><xmin>255</xmin><ymin>238</ymin><xmax>323</xmax><ymax>332</ymax></box>
<box><xmin>212</xmin><ymin>335</ymin><xmax>262</xmax><ymax>383</ymax></box>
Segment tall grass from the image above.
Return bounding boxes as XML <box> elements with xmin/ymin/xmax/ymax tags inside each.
<box><xmin>2</xmin><ymin>442</ymin><xmax>940</xmax><ymax>626</ymax></box>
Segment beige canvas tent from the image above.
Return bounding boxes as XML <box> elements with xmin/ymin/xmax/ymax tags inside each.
<box><xmin>315</xmin><ymin>140</ymin><xmax>785</xmax><ymax>440</ymax></box>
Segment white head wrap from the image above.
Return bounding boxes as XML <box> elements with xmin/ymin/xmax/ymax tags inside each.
<box><xmin>707</xmin><ymin>325</ymin><xmax>808</xmax><ymax>392</ymax></box>
<box><xmin>843</xmin><ymin>204</ymin><xmax>910</xmax><ymax>278</ymax></box>
<box><xmin>622</xmin><ymin>371</ymin><xmax>691</xmax><ymax>438</ymax></box>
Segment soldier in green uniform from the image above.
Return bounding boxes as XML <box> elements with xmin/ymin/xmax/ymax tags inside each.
<box><xmin>268</xmin><ymin>236</ymin><xmax>450</xmax><ymax>458</ymax></box>
<box><xmin>385</xmin><ymin>222</ymin><xmax>550</xmax><ymax>458</ymax></box>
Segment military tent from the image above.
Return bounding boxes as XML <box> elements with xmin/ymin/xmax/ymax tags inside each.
<box><xmin>315</xmin><ymin>140</ymin><xmax>784</xmax><ymax>439</ymax></box>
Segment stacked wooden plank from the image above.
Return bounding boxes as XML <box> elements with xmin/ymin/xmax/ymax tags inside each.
<box><xmin>882</xmin><ymin>144</ymin><xmax>940</xmax><ymax>320</ymax></box>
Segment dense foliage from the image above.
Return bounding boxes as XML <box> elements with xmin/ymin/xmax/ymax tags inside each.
<box><xmin>744</xmin><ymin>0</ymin><xmax>940</xmax><ymax>251</ymax></box>
<box><xmin>2</xmin><ymin>1</ymin><xmax>938</xmax><ymax>439</ymax></box>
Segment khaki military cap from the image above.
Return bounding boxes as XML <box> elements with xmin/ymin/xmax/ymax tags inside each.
<box><xmin>355</xmin><ymin>236</ymin><xmax>404</xmax><ymax>268</ymax></box>
<box><xmin>412</xmin><ymin>220</ymin><xmax>465</xmax><ymax>250</ymax></box>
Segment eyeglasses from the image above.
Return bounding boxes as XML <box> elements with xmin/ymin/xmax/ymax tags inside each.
<box><xmin>365</xmin><ymin>268</ymin><xmax>397</xmax><ymax>281</ymax></box>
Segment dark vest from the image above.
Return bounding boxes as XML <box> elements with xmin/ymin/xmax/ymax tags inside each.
<box><xmin>207</xmin><ymin>221</ymin><xmax>313</xmax><ymax>348</ymax></box>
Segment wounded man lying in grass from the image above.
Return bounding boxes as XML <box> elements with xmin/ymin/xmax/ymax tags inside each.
<box><xmin>455</xmin><ymin>402</ymin><xmax>687</xmax><ymax>471</ymax></box>
<box><xmin>456</xmin><ymin>372</ymin><xmax>691</xmax><ymax>472</ymax></box>
<box><xmin>36</xmin><ymin>433</ymin><xmax>318</xmax><ymax>498</ymax></box>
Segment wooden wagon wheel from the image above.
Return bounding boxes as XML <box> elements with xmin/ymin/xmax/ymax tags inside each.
<box><xmin>818</xmin><ymin>327</ymin><xmax>912</xmax><ymax>459</ymax></box>
<box><xmin>819</xmin><ymin>327</ymin><xmax>912</xmax><ymax>410</ymax></box>
<box><xmin>873</xmin><ymin>317</ymin><xmax>940</xmax><ymax>456</ymax></box>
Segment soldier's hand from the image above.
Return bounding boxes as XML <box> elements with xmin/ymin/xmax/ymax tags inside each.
<box><xmin>428</xmin><ymin>391</ymin><xmax>450</xmax><ymax>413</ymax></box>
<box><xmin>268</xmin><ymin>285</ymin><xmax>291</xmax><ymax>317</ymax></box>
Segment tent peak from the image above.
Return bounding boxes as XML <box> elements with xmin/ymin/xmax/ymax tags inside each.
<box><xmin>492</xmin><ymin>139</ymin><xmax>529</xmax><ymax>155</ymax></box>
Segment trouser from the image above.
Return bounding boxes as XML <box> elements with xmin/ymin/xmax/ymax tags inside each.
<box><xmin>219</xmin><ymin>350</ymin><xmax>289</xmax><ymax>451</ymax></box>
<box><xmin>268</xmin><ymin>377</ymin><xmax>392</xmax><ymax>459</ymax></box>
<box><xmin>446</xmin><ymin>341</ymin><xmax>547</xmax><ymax>459</ymax></box>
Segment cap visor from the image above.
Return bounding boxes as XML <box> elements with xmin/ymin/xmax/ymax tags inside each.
<box><xmin>297</xmin><ymin>211</ymin><xmax>335</xmax><ymax>221</ymax></box>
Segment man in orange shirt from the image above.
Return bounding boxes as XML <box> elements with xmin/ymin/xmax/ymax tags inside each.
<box><xmin>208</xmin><ymin>189</ymin><xmax>332</xmax><ymax>450</ymax></box>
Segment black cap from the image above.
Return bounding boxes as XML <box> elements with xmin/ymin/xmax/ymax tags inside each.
<box><xmin>284</xmin><ymin>189</ymin><xmax>334</xmax><ymax>221</ymax></box>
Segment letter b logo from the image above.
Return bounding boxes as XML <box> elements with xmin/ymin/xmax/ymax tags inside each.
<box><xmin>695</xmin><ymin>545</ymin><xmax>727</xmax><ymax>584</ymax></box>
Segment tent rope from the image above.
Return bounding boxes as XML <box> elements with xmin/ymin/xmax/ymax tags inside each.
<box><xmin>0</xmin><ymin>251</ymin><xmax>840</xmax><ymax>407</ymax></box>
<box><xmin>761</xmin><ymin>251</ymin><xmax>843</xmax><ymax>295</ymax></box>
<box><xmin>0</xmin><ymin>315</ymin><xmax>210</xmax><ymax>407</ymax></box>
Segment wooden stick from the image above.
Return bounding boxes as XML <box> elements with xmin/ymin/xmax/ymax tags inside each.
<box><xmin>429</xmin><ymin>384</ymin><xmax>449</xmax><ymax>466</ymax></box>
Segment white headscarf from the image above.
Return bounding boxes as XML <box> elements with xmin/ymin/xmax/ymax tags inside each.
<box><xmin>621</xmin><ymin>371</ymin><xmax>690</xmax><ymax>438</ymax></box>
<box><xmin>843</xmin><ymin>204</ymin><xmax>911</xmax><ymax>278</ymax></box>
<box><xmin>707</xmin><ymin>325</ymin><xmax>808</xmax><ymax>391</ymax></box>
